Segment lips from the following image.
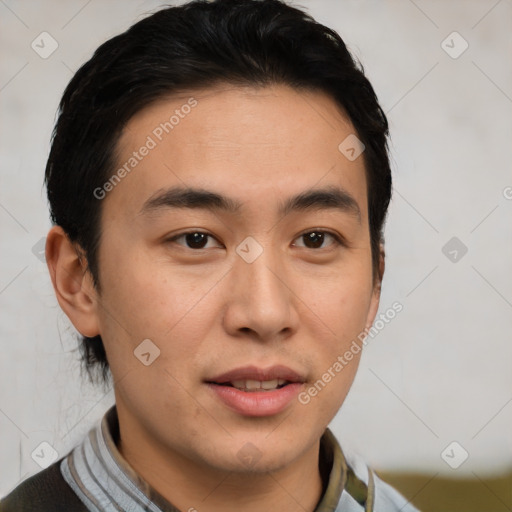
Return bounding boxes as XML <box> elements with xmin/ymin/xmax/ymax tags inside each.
<box><xmin>205</xmin><ymin>365</ymin><xmax>306</xmax><ymax>416</ymax></box>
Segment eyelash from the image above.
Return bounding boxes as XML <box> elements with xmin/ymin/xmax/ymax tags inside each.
<box><xmin>166</xmin><ymin>229</ymin><xmax>345</xmax><ymax>251</ymax></box>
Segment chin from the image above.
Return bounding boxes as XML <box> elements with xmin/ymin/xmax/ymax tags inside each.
<box><xmin>234</xmin><ymin>434</ymin><xmax>311</xmax><ymax>474</ymax></box>
<box><xmin>216</xmin><ymin>449</ymin><xmax>298</xmax><ymax>475</ymax></box>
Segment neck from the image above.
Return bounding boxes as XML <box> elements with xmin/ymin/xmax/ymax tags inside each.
<box><xmin>118</xmin><ymin>422</ymin><xmax>324</xmax><ymax>512</ymax></box>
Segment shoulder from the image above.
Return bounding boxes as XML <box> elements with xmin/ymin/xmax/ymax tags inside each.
<box><xmin>343</xmin><ymin>450</ymin><xmax>421</xmax><ymax>512</ymax></box>
<box><xmin>0</xmin><ymin>457</ymin><xmax>88</xmax><ymax>512</ymax></box>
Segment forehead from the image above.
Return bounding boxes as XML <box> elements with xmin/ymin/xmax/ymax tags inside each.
<box><xmin>110</xmin><ymin>84</ymin><xmax>368</xmax><ymax>221</ymax></box>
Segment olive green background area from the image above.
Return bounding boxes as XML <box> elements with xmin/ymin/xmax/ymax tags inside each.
<box><xmin>380</xmin><ymin>470</ymin><xmax>512</xmax><ymax>512</ymax></box>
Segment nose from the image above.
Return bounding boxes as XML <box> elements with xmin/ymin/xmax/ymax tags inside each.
<box><xmin>222</xmin><ymin>243</ymin><xmax>299</xmax><ymax>342</ymax></box>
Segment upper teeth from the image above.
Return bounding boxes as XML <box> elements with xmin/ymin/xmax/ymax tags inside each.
<box><xmin>230</xmin><ymin>379</ymin><xmax>287</xmax><ymax>391</ymax></box>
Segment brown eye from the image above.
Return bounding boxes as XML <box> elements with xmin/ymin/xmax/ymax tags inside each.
<box><xmin>303</xmin><ymin>231</ymin><xmax>324</xmax><ymax>249</ymax></box>
<box><xmin>293</xmin><ymin>230</ymin><xmax>342</xmax><ymax>250</ymax></box>
<box><xmin>184</xmin><ymin>232</ymin><xmax>209</xmax><ymax>249</ymax></box>
<box><xmin>169</xmin><ymin>231</ymin><xmax>221</xmax><ymax>249</ymax></box>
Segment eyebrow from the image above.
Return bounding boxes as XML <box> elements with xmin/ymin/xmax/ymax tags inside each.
<box><xmin>140</xmin><ymin>185</ymin><xmax>361</xmax><ymax>223</ymax></box>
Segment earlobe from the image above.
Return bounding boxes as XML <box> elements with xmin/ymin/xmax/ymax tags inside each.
<box><xmin>45</xmin><ymin>226</ymin><xmax>100</xmax><ymax>338</ymax></box>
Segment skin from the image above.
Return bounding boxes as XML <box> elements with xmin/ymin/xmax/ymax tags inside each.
<box><xmin>46</xmin><ymin>84</ymin><xmax>384</xmax><ymax>512</ymax></box>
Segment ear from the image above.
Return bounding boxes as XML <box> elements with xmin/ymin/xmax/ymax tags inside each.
<box><xmin>45</xmin><ymin>226</ymin><xmax>100</xmax><ymax>338</ymax></box>
<box><xmin>364</xmin><ymin>243</ymin><xmax>385</xmax><ymax>330</ymax></box>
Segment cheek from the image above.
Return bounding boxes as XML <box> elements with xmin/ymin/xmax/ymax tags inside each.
<box><xmin>96</xmin><ymin>247</ymin><xmax>227</xmax><ymax>380</ymax></box>
<box><xmin>98</xmin><ymin>245</ymin><xmax>218</xmax><ymax>335</ymax></box>
<box><xmin>293</xmin><ymin>259</ymin><xmax>374</xmax><ymax>409</ymax></box>
<box><xmin>299</xmin><ymin>262</ymin><xmax>374</xmax><ymax>338</ymax></box>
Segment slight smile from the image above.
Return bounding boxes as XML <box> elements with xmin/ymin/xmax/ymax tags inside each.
<box><xmin>206</xmin><ymin>365</ymin><xmax>307</xmax><ymax>417</ymax></box>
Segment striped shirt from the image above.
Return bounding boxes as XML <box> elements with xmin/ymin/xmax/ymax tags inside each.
<box><xmin>59</xmin><ymin>405</ymin><xmax>419</xmax><ymax>512</ymax></box>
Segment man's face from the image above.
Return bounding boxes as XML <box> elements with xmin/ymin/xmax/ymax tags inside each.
<box><xmin>92</xmin><ymin>84</ymin><xmax>381</xmax><ymax>474</ymax></box>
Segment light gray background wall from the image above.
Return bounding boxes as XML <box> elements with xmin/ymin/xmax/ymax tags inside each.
<box><xmin>1</xmin><ymin>0</ymin><xmax>511</xmax><ymax>498</ymax></box>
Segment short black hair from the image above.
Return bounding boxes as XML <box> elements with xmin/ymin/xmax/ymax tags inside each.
<box><xmin>45</xmin><ymin>0</ymin><xmax>392</xmax><ymax>387</ymax></box>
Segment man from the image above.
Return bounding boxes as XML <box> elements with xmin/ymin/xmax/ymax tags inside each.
<box><xmin>1</xmin><ymin>0</ymin><xmax>419</xmax><ymax>510</ymax></box>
